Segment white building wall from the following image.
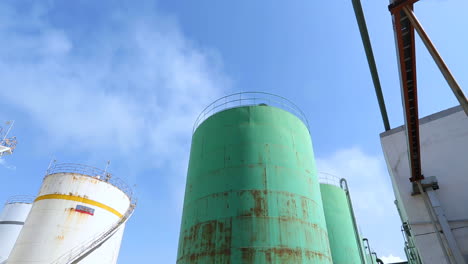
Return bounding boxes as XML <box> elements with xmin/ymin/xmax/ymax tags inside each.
<box><xmin>8</xmin><ymin>172</ymin><xmax>131</xmax><ymax>264</ymax></box>
<box><xmin>0</xmin><ymin>202</ymin><xmax>32</xmax><ymax>263</ymax></box>
<box><xmin>381</xmin><ymin>106</ymin><xmax>468</xmax><ymax>263</ymax></box>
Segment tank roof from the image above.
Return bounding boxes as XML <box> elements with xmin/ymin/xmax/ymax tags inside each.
<box><xmin>45</xmin><ymin>163</ymin><xmax>134</xmax><ymax>201</ymax></box>
<box><xmin>318</xmin><ymin>172</ymin><xmax>344</xmax><ymax>188</ymax></box>
<box><xmin>193</xmin><ymin>92</ymin><xmax>310</xmax><ymax>133</ymax></box>
<box><xmin>5</xmin><ymin>195</ymin><xmax>34</xmax><ymax>205</ymax></box>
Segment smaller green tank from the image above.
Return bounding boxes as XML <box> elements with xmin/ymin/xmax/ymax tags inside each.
<box><xmin>319</xmin><ymin>174</ymin><xmax>364</xmax><ymax>264</ymax></box>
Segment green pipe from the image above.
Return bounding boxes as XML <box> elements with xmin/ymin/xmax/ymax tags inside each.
<box><xmin>351</xmin><ymin>0</ymin><xmax>391</xmax><ymax>131</ymax></box>
<box><xmin>372</xmin><ymin>253</ymin><xmax>383</xmax><ymax>264</ymax></box>
<box><xmin>339</xmin><ymin>179</ymin><xmax>365</xmax><ymax>263</ymax></box>
<box><xmin>363</xmin><ymin>238</ymin><xmax>373</xmax><ymax>264</ymax></box>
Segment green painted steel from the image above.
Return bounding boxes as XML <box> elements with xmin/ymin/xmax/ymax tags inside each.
<box><xmin>177</xmin><ymin>105</ymin><xmax>332</xmax><ymax>263</ymax></box>
<box><xmin>320</xmin><ymin>183</ymin><xmax>362</xmax><ymax>264</ymax></box>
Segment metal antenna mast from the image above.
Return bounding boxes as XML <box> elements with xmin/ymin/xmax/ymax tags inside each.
<box><xmin>0</xmin><ymin>121</ymin><xmax>17</xmax><ymax>157</ymax></box>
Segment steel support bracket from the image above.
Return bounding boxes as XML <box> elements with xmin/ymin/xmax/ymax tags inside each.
<box><xmin>412</xmin><ymin>176</ymin><xmax>439</xmax><ymax>195</ymax></box>
<box><xmin>388</xmin><ymin>0</ymin><xmax>419</xmax><ymax>13</ymax></box>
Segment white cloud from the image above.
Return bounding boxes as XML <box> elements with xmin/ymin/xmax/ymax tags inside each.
<box><xmin>381</xmin><ymin>254</ymin><xmax>405</xmax><ymax>263</ymax></box>
<box><xmin>0</xmin><ymin>3</ymin><xmax>232</xmax><ymax>227</ymax></box>
<box><xmin>0</xmin><ymin>3</ymin><xmax>230</xmax><ymax>171</ymax></box>
<box><xmin>317</xmin><ymin>147</ymin><xmax>395</xmax><ymax>215</ymax></box>
<box><xmin>0</xmin><ymin>2</ymin><xmax>229</xmax><ymax>262</ymax></box>
<box><xmin>316</xmin><ymin>147</ymin><xmax>406</xmax><ymax>259</ymax></box>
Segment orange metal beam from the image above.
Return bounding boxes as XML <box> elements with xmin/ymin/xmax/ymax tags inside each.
<box><xmin>402</xmin><ymin>6</ymin><xmax>468</xmax><ymax>115</ymax></box>
<box><xmin>390</xmin><ymin>3</ymin><xmax>423</xmax><ymax>182</ymax></box>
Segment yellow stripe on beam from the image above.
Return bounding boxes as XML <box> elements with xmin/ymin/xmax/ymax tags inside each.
<box><xmin>35</xmin><ymin>194</ymin><xmax>123</xmax><ymax>218</ymax></box>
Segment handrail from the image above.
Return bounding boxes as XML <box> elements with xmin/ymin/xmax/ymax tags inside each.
<box><xmin>45</xmin><ymin>163</ymin><xmax>134</xmax><ymax>203</ymax></box>
<box><xmin>318</xmin><ymin>172</ymin><xmax>341</xmax><ymax>187</ymax></box>
<box><xmin>5</xmin><ymin>195</ymin><xmax>35</xmax><ymax>204</ymax></box>
<box><xmin>46</xmin><ymin>163</ymin><xmax>108</xmax><ymax>178</ymax></box>
<box><xmin>192</xmin><ymin>92</ymin><xmax>310</xmax><ymax>133</ymax></box>
<box><xmin>50</xmin><ymin>202</ymin><xmax>136</xmax><ymax>264</ymax></box>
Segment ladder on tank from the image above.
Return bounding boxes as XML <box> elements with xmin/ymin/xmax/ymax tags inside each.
<box><xmin>50</xmin><ymin>203</ymin><xmax>136</xmax><ymax>264</ymax></box>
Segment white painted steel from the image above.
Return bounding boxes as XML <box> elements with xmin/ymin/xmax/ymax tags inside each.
<box><xmin>0</xmin><ymin>202</ymin><xmax>32</xmax><ymax>262</ymax></box>
<box><xmin>381</xmin><ymin>106</ymin><xmax>468</xmax><ymax>263</ymax></box>
<box><xmin>0</xmin><ymin>145</ymin><xmax>12</xmax><ymax>156</ymax></box>
<box><xmin>8</xmin><ymin>172</ymin><xmax>131</xmax><ymax>264</ymax></box>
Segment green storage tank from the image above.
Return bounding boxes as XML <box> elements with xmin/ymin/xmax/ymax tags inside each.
<box><xmin>366</xmin><ymin>254</ymin><xmax>375</xmax><ymax>264</ymax></box>
<box><xmin>177</xmin><ymin>93</ymin><xmax>333</xmax><ymax>264</ymax></box>
<box><xmin>319</xmin><ymin>175</ymin><xmax>363</xmax><ymax>264</ymax></box>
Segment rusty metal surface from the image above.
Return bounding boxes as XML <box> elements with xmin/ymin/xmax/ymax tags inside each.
<box><xmin>45</xmin><ymin>163</ymin><xmax>134</xmax><ymax>200</ymax></box>
<box><xmin>7</xmin><ymin>172</ymin><xmax>130</xmax><ymax>264</ymax></box>
<box><xmin>390</xmin><ymin>3</ymin><xmax>423</xmax><ymax>182</ymax></box>
<box><xmin>177</xmin><ymin>105</ymin><xmax>332</xmax><ymax>263</ymax></box>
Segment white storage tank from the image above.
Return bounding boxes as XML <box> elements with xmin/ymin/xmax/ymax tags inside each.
<box><xmin>8</xmin><ymin>163</ymin><xmax>135</xmax><ymax>264</ymax></box>
<box><xmin>0</xmin><ymin>196</ymin><xmax>33</xmax><ymax>263</ymax></box>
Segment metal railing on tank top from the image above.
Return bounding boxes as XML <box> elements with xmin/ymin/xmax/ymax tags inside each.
<box><xmin>193</xmin><ymin>92</ymin><xmax>310</xmax><ymax>134</ymax></box>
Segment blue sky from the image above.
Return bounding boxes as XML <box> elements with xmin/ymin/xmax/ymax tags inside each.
<box><xmin>1</xmin><ymin>0</ymin><xmax>467</xmax><ymax>262</ymax></box>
